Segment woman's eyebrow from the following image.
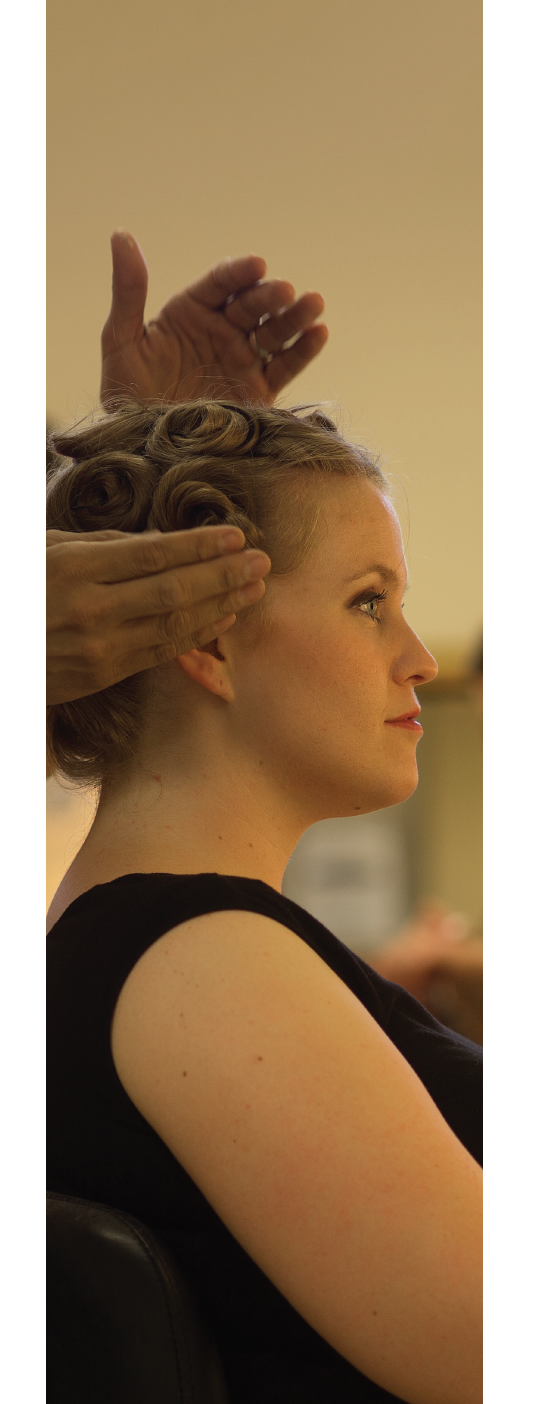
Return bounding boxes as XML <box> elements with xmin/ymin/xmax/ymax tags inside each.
<box><xmin>345</xmin><ymin>564</ymin><xmax>403</xmax><ymax>588</ymax></box>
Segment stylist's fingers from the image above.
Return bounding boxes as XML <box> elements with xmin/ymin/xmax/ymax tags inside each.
<box><xmin>185</xmin><ymin>255</ymin><xmax>267</xmax><ymax>309</ymax></box>
<box><xmin>51</xmin><ymin>526</ymin><xmax>248</xmax><ymax>586</ymax></box>
<box><xmin>103</xmin><ymin>577</ymin><xmax>267</xmax><ymax>677</ymax></box>
<box><xmin>47</xmin><ymin>529</ymin><xmax>134</xmax><ymax>551</ymax></box>
<box><xmin>265</xmin><ymin>323</ymin><xmax>329</xmax><ymax>396</ymax></box>
<box><xmin>247</xmin><ymin>291</ymin><xmax>325</xmax><ymax>352</ymax></box>
<box><xmin>223</xmin><ymin>279</ymin><xmax>295</xmax><ymax>332</ymax></box>
<box><xmin>106</xmin><ymin>548</ymin><xmax>271</xmax><ymax>624</ymax></box>
<box><xmin>47</xmin><ymin>608</ymin><xmax>237</xmax><ymax>701</ymax></box>
<box><xmin>126</xmin><ymin>573</ymin><xmax>266</xmax><ymax>653</ymax></box>
<box><xmin>91</xmin><ymin>621</ymin><xmax>236</xmax><ymax>688</ymax></box>
<box><xmin>115</xmin><ymin>619</ymin><xmax>238</xmax><ymax>678</ymax></box>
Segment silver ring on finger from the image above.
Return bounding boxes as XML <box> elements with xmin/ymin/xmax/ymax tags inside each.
<box><xmin>249</xmin><ymin>321</ymin><xmax>272</xmax><ymax>363</ymax></box>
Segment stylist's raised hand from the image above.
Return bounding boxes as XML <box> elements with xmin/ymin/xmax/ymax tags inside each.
<box><xmin>47</xmin><ymin>526</ymin><xmax>270</xmax><ymax>705</ymax></box>
<box><xmin>100</xmin><ymin>231</ymin><xmax>328</xmax><ymax>408</ymax></box>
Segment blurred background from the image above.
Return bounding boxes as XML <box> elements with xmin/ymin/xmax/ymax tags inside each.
<box><xmin>47</xmin><ymin>0</ymin><xmax>482</xmax><ymax>1036</ymax></box>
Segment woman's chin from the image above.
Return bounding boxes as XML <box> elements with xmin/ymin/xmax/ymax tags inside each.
<box><xmin>389</xmin><ymin>763</ymin><xmax>420</xmax><ymax>805</ymax></box>
<box><xmin>353</xmin><ymin>764</ymin><xmax>419</xmax><ymax>815</ymax></box>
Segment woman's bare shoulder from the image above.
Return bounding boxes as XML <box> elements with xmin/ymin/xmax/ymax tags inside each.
<box><xmin>112</xmin><ymin>908</ymin><xmax>482</xmax><ymax>1404</ymax></box>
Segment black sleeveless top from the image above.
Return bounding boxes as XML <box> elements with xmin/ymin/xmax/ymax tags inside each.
<box><xmin>47</xmin><ymin>873</ymin><xmax>482</xmax><ymax>1404</ymax></box>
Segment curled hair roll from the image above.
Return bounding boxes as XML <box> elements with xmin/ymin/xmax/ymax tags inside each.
<box><xmin>145</xmin><ymin>401</ymin><xmax>261</xmax><ymax>466</ymax></box>
<box><xmin>47</xmin><ymin>453</ymin><xmax>160</xmax><ymax>533</ymax></box>
<box><xmin>50</xmin><ymin>406</ymin><xmax>160</xmax><ymax>461</ymax></box>
<box><xmin>148</xmin><ymin>470</ymin><xmax>263</xmax><ymax>548</ymax></box>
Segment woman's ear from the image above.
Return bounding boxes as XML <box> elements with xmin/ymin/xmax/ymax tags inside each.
<box><xmin>177</xmin><ymin>639</ymin><xmax>235</xmax><ymax>702</ymax></box>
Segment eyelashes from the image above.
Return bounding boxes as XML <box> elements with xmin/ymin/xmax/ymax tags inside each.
<box><xmin>352</xmin><ymin>588</ymin><xmax>388</xmax><ymax>621</ymax></box>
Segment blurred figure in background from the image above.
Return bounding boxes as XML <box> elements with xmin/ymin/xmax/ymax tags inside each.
<box><xmin>367</xmin><ymin>901</ymin><xmax>483</xmax><ymax>1044</ymax></box>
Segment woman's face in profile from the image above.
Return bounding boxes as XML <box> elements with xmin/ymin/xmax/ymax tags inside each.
<box><xmin>228</xmin><ymin>475</ymin><xmax>438</xmax><ymax>822</ymax></box>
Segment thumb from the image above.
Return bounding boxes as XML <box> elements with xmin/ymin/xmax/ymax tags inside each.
<box><xmin>102</xmin><ymin>229</ymin><xmax>148</xmax><ymax>349</ymax></box>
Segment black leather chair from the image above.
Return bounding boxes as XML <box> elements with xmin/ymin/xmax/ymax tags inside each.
<box><xmin>47</xmin><ymin>1191</ymin><xmax>229</xmax><ymax>1403</ymax></box>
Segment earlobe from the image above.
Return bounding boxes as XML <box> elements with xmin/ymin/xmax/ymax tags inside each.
<box><xmin>177</xmin><ymin>647</ymin><xmax>234</xmax><ymax>702</ymax></box>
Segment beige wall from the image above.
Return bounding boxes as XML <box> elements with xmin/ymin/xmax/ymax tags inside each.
<box><xmin>401</xmin><ymin>691</ymin><xmax>483</xmax><ymax>925</ymax></box>
<box><xmin>48</xmin><ymin>0</ymin><xmax>482</xmax><ymax>662</ymax></box>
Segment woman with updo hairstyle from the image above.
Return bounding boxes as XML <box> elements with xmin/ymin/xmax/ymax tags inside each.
<box><xmin>47</xmin><ymin>400</ymin><xmax>482</xmax><ymax>1404</ymax></box>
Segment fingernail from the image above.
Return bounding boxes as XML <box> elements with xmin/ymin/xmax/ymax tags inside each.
<box><xmin>244</xmin><ymin>552</ymin><xmax>270</xmax><ymax>579</ymax></box>
<box><xmin>237</xmin><ymin>579</ymin><xmax>266</xmax><ymax>604</ymax></box>
<box><xmin>219</xmin><ymin>530</ymin><xmax>244</xmax><ymax>552</ymax></box>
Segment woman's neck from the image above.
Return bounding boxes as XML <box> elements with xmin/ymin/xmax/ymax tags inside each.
<box><xmin>47</xmin><ymin>742</ymin><xmax>308</xmax><ymax>931</ymax></box>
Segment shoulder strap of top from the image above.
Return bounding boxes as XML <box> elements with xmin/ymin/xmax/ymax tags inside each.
<box><xmin>47</xmin><ymin>871</ymin><xmax>387</xmax><ymax>1025</ymax></box>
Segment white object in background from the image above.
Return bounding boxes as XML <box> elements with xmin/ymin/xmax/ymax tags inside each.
<box><xmin>282</xmin><ymin>811</ymin><xmax>410</xmax><ymax>957</ymax></box>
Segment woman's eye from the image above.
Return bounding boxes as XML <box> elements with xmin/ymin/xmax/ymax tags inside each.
<box><xmin>354</xmin><ymin>590</ymin><xmax>387</xmax><ymax>621</ymax></box>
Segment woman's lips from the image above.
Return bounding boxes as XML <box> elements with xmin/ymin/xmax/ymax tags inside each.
<box><xmin>384</xmin><ymin>711</ymin><xmax>423</xmax><ymax>733</ymax></box>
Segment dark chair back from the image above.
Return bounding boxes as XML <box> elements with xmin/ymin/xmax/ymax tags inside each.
<box><xmin>47</xmin><ymin>1191</ymin><xmax>229</xmax><ymax>1404</ymax></box>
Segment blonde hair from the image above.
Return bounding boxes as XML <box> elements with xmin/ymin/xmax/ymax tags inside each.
<box><xmin>47</xmin><ymin>399</ymin><xmax>385</xmax><ymax>786</ymax></box>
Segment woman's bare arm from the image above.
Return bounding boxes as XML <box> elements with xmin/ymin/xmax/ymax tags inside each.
<box><xmin>112</xmin><ymin>910</ymin><xmax>482</xmax><ymax>1404</ymax></box>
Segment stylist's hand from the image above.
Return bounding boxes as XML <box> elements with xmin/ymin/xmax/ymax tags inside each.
<box><xmin>47</xmin><ymin>525</ymin><xmax>270</xmax><ymax>705</ymax></box>
<box><xmin>101</xmin><ymin>231</ymin><xmax>328</xmax><ymax>408</ymax></box>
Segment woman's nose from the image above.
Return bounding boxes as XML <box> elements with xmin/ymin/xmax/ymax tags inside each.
<box><xmin>394</xmin><ymin>626</ymin><xmax>438</xmax><ymax>686</ymax></box>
